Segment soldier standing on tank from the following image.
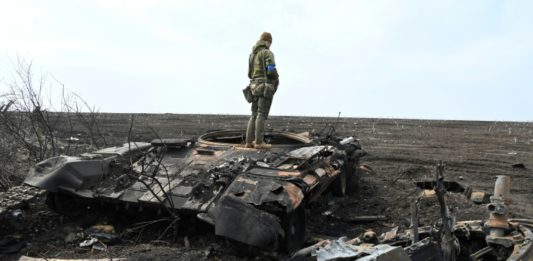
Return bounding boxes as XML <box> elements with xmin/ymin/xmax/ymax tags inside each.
<box><xmin>245</xmin><ymin>32</ymin><xmax>279</xmax><ymax>149</ymax></box>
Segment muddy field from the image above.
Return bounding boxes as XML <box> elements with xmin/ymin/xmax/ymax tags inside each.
<box><xmin>1</xmin><ymin>114</ymin><xmax>532</xmax><ymax>260</ymax></box>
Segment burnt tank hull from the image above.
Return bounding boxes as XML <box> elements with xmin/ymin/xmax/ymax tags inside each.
<box><xmin>24</xmin><ymin>130</ymin><xmax>364</xmax><ymax>251</ymax></box>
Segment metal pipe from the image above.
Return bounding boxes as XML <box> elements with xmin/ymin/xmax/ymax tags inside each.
<box><xmin>487</xmin><ymin>176</ymin><xmax>511</xmax><ymax>237</ymax></box>
<box><xmin>494</xmin><ymin>175</ymin><xmax>511</xmax><ymax>201</ymax></box>
<box><xmin>410</xmin><ymin>202</ymin><xmax>419</xmax><ymax>243</ymax></box>
<box><xmin>470</xmin><ymin>246</ymin><xmax>492</xmax><ymax>259</ymax></box>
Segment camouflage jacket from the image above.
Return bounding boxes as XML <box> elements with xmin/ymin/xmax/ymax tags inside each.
<box><xmin>248</xmin><ymin>40</ymin><xmax>279</xmax><ymax>82</ymax></box>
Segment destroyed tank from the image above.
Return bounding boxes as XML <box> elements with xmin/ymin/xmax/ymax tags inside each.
<box><xmin>23</xmin><ymin>129</ymin><xmax>365</xmax><ymax>252</ymax></box>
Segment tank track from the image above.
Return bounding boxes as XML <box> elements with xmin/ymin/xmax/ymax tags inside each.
<box><xmin>0</xmin><ymin>185</ymin><xmax>46</xmax><ymax>218</ymax></box>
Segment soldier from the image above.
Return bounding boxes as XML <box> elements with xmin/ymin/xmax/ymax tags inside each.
<box><xmin>245</xmin><ymin>32</ymin><xmax>279</xmax><ymax>149</ymax></box>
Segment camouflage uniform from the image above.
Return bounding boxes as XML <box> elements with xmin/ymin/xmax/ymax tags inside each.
<box><xmin>245</xmin><ymin>38</ymin><xmax>279</xmax><ymax>146</ymax></box>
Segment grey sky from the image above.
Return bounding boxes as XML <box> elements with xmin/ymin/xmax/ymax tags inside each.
<box><xmin>1</xmin><ymin>0</ymin><xmax>532</xmax><ymax>121</ymax></box>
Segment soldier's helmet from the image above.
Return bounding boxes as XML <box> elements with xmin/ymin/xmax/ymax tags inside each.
<box><xmin>260</xmin><ymin>32</ymin><xmax>272</xmax><ymax>43</ymax></box>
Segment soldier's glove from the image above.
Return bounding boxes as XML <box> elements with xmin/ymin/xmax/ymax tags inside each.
<box><xmin>273</xmin><ymin>79</ymin><xmax>279</xmax><ymax>91</ymax></box>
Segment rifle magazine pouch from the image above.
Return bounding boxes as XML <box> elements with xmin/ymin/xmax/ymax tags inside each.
<box><xmin>263</xmin><ymin>83</ymin><xmax>275</xmax><ymax>98</ymax></box>
<box><xmin>243</xmin><ymin>85</ymin><xmax>253</xmax><ymax>103</ymax></box>
<box><xmin>250</xmin><ymin>83</ymin><xmax>265</xmax><ymax>97</ymax></box>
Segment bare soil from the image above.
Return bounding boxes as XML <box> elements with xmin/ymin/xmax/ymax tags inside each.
<box><xmin>2</xmin><ymin>114</ymin><xmax>532</xmax><ymax>260</ymax></box>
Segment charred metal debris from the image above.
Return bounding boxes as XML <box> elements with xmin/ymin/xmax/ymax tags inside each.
<box><xmin>290</xmin><ymin>163</ymin><xmax>533</xmax><ymax>261</ymax></box>
<box><xmin>14</xmin><ymin>129</ymin><xmax>365</xmax><ymax>252</ymax></box>
<box><xmin>4</xmin><ymin>128</ymin><xmax>532</xmax><ymax>260</ymax></box>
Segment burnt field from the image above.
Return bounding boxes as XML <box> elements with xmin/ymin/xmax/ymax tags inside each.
<box><xmin>1</xmin><ymin>113</ymin><xmax>532</xmax><ymax>260</ymax></box>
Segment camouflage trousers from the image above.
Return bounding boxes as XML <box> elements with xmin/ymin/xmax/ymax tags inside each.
<box><xmin>245</xmin><ymin>96</ymin><xmax>272</xmax><ymax>144</ymax></box>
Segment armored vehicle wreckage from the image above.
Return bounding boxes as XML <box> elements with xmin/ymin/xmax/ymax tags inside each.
<box><xmin>289</xmin><ymin>169</ymin><xmax>533</xmax><ymax>261</ymax></box>
<box><xmin>22</xmin><ymin>129</ymin><xmax>365</xmax><ymax>251</ymax></box>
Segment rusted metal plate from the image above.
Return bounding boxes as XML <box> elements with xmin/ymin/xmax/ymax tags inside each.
<box><xmin>303</xmin><ymin>174</ymin><xmax>318</xmax><ymax>187</ymax></box>
<box><xmin>284</xmin><ymin>183</ymin><xmax>304</xmax><ymax>209</ymax></box>
<box><xmin>277</xmin><ymin>171</ymin><xmax>301</xmax><ymax>177</ymax></box>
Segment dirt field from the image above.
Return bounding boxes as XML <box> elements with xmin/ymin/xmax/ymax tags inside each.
<box><xmin>2</xmin><ymin>114</ymin><xmax>532</xmax><ymax>260</ymax></box>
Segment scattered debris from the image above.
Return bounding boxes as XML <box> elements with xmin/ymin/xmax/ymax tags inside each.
<box><xmin>419</xmin><ymin>189</ymin><xmax>436</xmax><ymax>198</ymax></box>
<box><xmin>309</xmin><ymin>237</ymin><xmax>410</xmax><ymax>261</ymax></box>
<box><xmin>18</xmin><ymin>257</ymin><xmax>126</xmax><ymax>261</ymax></box>
<box><xmin>361</xmin><ymin>230</ymin><xmax>378</xmax><ymax>244</ymax></box>
<box><xmin>66</xmin><ymin>136</ymin><xmax>80</xmax><ymax>142</ymax></box>
<box><xmin>292</xmin><ymin>165</ymin><xmax>533</xmax><ymax>260</ymax></box>
<box><xmin>380</xmin><ymin>227</ymin><xmax>399</xmax><ymax>242</ymax></box>
<box><xmin>359</xmin><ymin>164</ymin><xmax>375</xmax><ymax>174</ymax></box>
<box><xmin>416</xmin><ymin>179</ymin><xmax>491</xmax><ymax>204</ymax></box>
<box><xmin>82</xmin><ymin>224</ymin><xmax>120</xmax><ymax>245</ymax></box>
<box><xmin>512</xmin><ymin>163</ymin><xmax>526</xmax><ymax>169</ymax></box>
<box><xmin>79</xmin><ymin>237</ymin><xmax>98</xmax><ymax>248</ymax></box>
<box><xmin>342</xmin><ymin>215</ymin><xmax>387</xmax><ymax>223</ymax></box>
<box><xmin>289</xmin><ymin>240</ymin><xmax>330</xmax><ymax>260</ymax></box>
<box><xmin>91</xmin><ymin>242</ymin><xmax>107</xmax><ymax>252</ymax></box>
<box><xmin>470</xmin><ymin>191</ymin><xmax>491</xmax><ymax>204</ymax></box>
<box><xmin>86</xmin><ymin>224</ymin><xmax>115</xmax><ymax>234</ymax></box>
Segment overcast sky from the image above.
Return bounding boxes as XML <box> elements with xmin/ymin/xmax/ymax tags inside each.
<box><xmin>1</xmin><ymin>0</ymin><xmax>532</xmax><ymax>121</ymax></box>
